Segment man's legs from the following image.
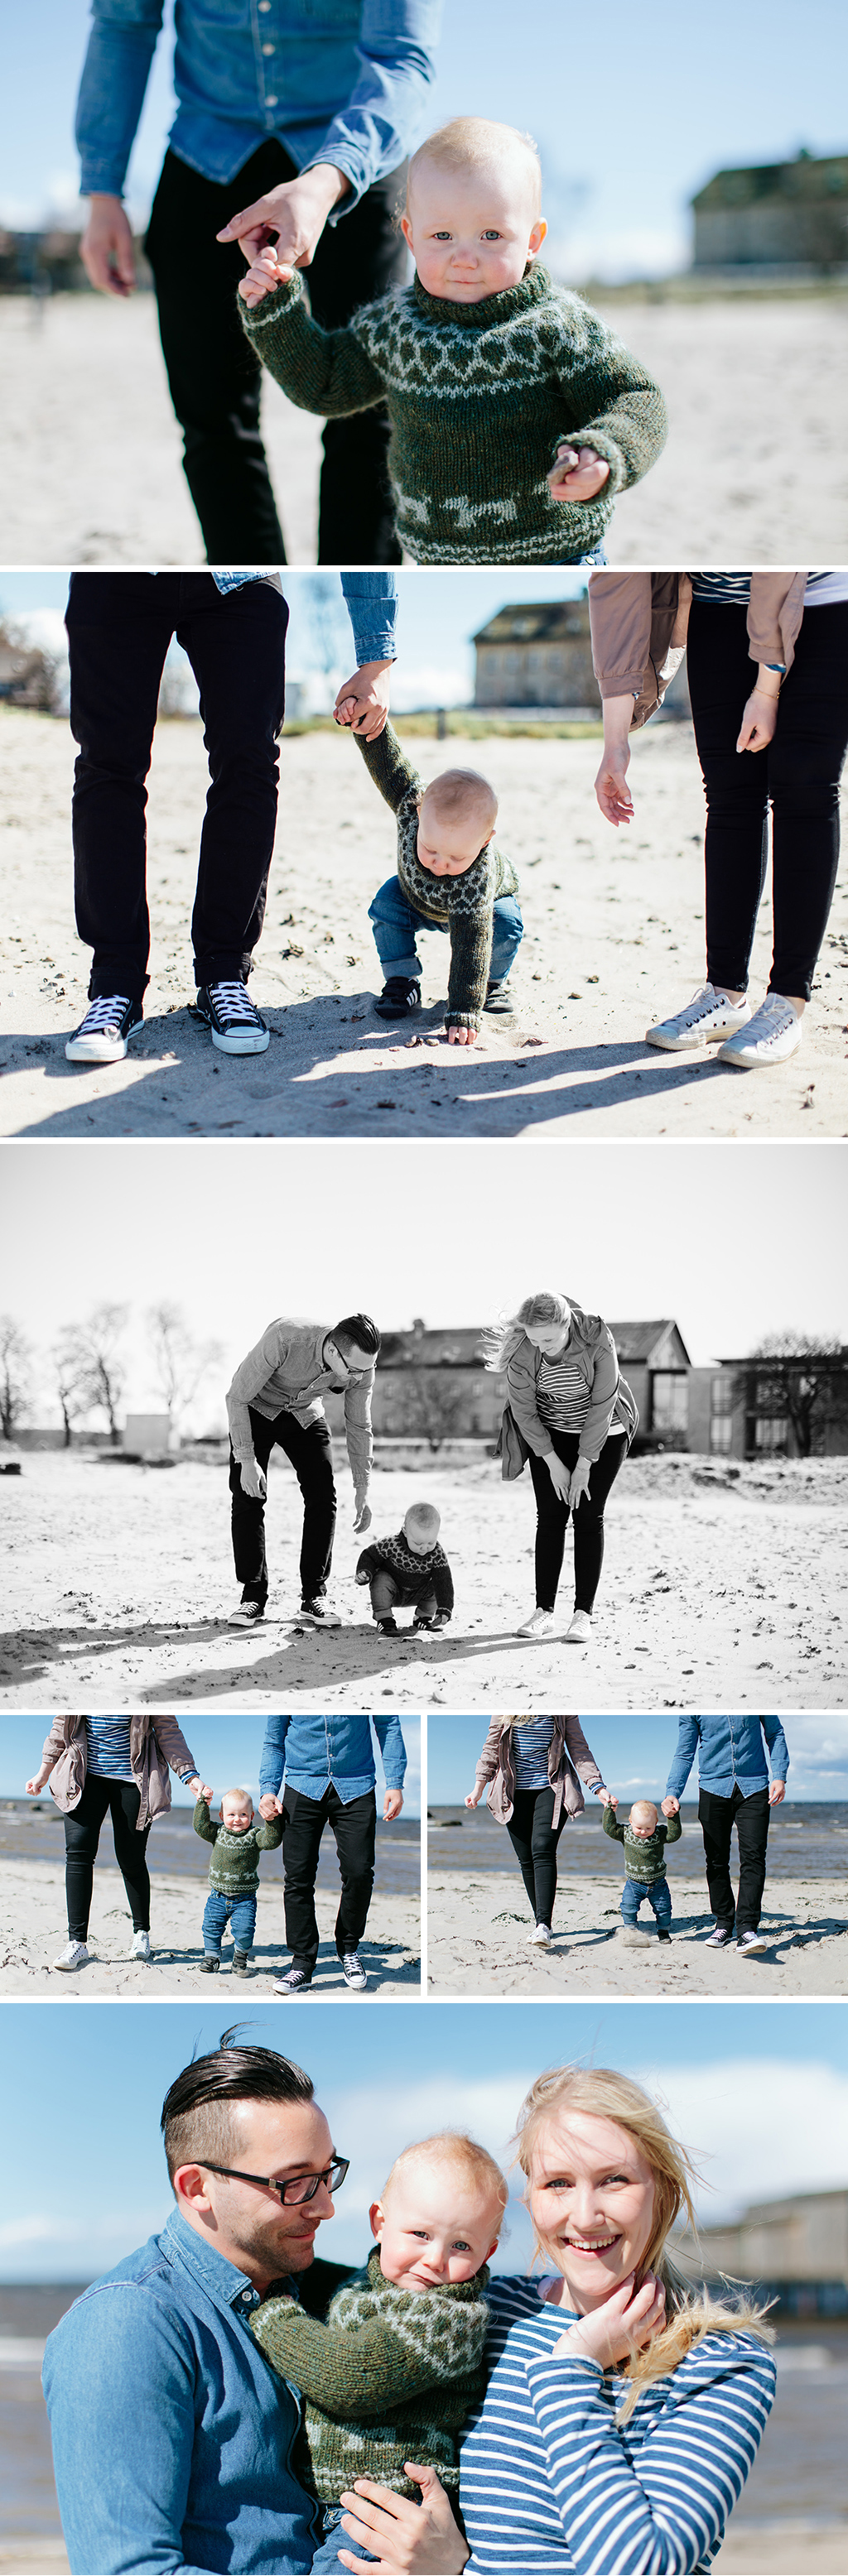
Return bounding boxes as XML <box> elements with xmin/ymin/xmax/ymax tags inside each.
<box><xmin>698</xmin><ymin>1787</ymin><xmax>737</xmax><ymax>1933</ymax></box>
<box><xmin>271</xmin><ymin>1415</ymin><xmax>338</xmax><ymax>1605</ymax></box>
<box><xmin>145</xmin><ymin>146</ymin><xmax>290</xmax><ymax>563</ymax></box>
<box><xmin>65</xmin><ymin>574</ymin><xmax>181</xmax><ymax>1002</ymax></box>
<box><xmin>173</xmin><ymin>575</ymin><xmax>288</xmax><ymax>987</ymax></box>
<box><xmin>229</xmin><ymin>1409</ymin><xmax>279</xmax><ymax>1608</ymax></box>
<box><xmin>734</xmin><ymin>1787</ymin><xmax>770</xmax><ymax>1935</ymax></box>
<box><xmin>327</xmin><ymin>1788</ymin><xmax>377</xmax><ymax>1958</ymax></box>
<box><xmin>281</xmin><ymin>1789</ymin><xmax>330</xmax><ymax>1974</ymax></box>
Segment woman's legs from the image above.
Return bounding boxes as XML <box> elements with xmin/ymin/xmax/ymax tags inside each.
<box><xmin>765</xmin><ymin>602</ymin><xmax>848</xmax><ymax>1001</ymax></box>
<box><xmin>571</xmin><ymin>1435</ymin><xmax>628</xmax><ymax>1615</ymax></box>
<box><xmin>107</xmin><ymin>1782</ymin><xmax>152</xmax><ymax>1931</ymax></box>
<box><xmin>505</xmin><ymin>1790</ymin><xmax>545</xmax><ymax>1916</ymax></box>
<box><xmin>64</xmin><ymin>1776</ymin><xmax>112</xmax><ymax>1941</ymax></box>
<box><xmin>687</xmin><ymin>600</ymin><xmax>772</xmax><ymax>995</ymax></box>
<box><xmin>528</xmin><ymin>1444</ymin><xmax>571</xmax><ymax>1611</ymax></box>
<box><xmin>505</xmin><ymin>1789</ymin><xmax>565</xmax><ymax>1925</ymax></box>
<box><xmin>528</xmin><ymin>1430</ymin><xmax>628</xmax><ymax>1614</ymax></box>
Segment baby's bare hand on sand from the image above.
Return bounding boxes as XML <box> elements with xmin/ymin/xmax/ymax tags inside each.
<box><xmin>547</xmin><ymin>445</ymin><xmax>610</xmax><ymax>502</ymax></box>
<box><xmin>446</xmin><ymin>1025</ymin><xmax>476</xmax><ymax>1045</ymax></box>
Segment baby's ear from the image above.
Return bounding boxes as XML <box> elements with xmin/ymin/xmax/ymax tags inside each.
<box><xmin>369</xmin><ymin>2199</ymin><xmax>385</xmax><ymax>2241</ymax></box>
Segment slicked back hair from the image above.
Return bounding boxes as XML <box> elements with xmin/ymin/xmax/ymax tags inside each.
<box><xmin>161</xmin><ymin>2033</ymin><xmax>314</xmax><ymax>2187</ymax></box>
<box><xmin>333</xmin><ymin>1314</ymin><xmax>381</xmax><ymax>1361</ymax></box>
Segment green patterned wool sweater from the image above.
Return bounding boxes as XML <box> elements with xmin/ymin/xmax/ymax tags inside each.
<box><xmin>250</xmin><ymin>2247</ymin><xmax>490</xmax><ymax>2503</ymax></box>
<box><xmin>193</xmin><ymin>1800</ymin><xmax>283</xmax><ymax>1896</ymax></box>
<box><xmin>603</xmin><ymin>1805</ymin><xmax>682</xmax><ymax>1884</ymax></box>
<box><xmin>358</xmin><ymin>723</ymin><xmax>518</xmax><ymax>1030</ymax></box>
<box><xmin>240</xmin><ymin>263</ymin><xmax>667</xmax><ymax>565</ymax></box>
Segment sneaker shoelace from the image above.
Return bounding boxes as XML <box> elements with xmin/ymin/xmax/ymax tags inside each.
<box><xmin>209</xmin><ymin>979</ymin><xmax>262</xmax><ymax>1026</ymax></box>
<box><xmin>80</xmin><ymin>994</ymin><xmax>132</xmax><ymax>1031</ymax></box>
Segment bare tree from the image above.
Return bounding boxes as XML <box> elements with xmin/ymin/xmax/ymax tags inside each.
<box><xmin>731</xmin><ymin>1335</ymin><xmax>848</xmax><ymax>1459</ymax></box>
<box><xmin>51</xmin><ymin>1332</ymin><xmax>92</xmax><ymax>1449</ymax></box>
<box><xmin>0</xmin><ymin>615</ymin><xmax>62</xmax><ymax>712</ymax></box>
<box><xmin>0</xmin><ymin>1314</ymin><xmax>33</xmax><ymax>1441</ymax></box>
<box><xmin>147</xmin><ymin>1304</ymin><xmax>223</xmax><ymax>1435</ymax></box>
<box><xmin>393</xmin><ymin>1367</ymin><xmax>471</xmax><ymax>1452</ymax></box>
<box><xmin>59</xmin><ymin>1305</ymin><xmax>129</xmax><ymax>1447</ymax></box>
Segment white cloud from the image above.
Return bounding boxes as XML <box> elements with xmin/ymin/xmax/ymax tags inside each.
<box><xmin>547</xmin><ymin>223</ymin><xmax>690</xmax><ymax>283</ymax></box>
<box><xmin>639</xmin><ymin>2059</ymin><xmax>848</xmax><ymax>2223</ymax></box>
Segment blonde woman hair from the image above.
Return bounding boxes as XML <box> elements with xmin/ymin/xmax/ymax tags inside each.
<box><xmin>513</xmin><ymin>2064</ymin><xmax>773</xmax><ymax>2420</ymax></box>
<box><xmin>482</xmin><ymin>1290</ymin><xmax>608</xmax><ymax>1375</ymax></box>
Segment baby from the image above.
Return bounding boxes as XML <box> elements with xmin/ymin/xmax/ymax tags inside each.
<box><xmin>193</xmin><ymin>1786</ymin><xmax>283</xmax><ymax>1975</ymax></box>
<box><xmin>356</xmin><ymin>1502</ymin><xmax>454</xmax><ymax>1635</ymax></box>
<box><xmin>237</xmin><ymin>118</ymin><xmax>667</xmax><ymax>568</ymax></box>
<box><xmin>350</xmin><ymin>718</ymin><xmax>521</xmax><ymax>1040</ymax></box>
<box><xmin>603</xmin><ymin>1795</ymin><xmax>682</xmax><ymax>1944</ymax></box>
<box><xmin>249</xmin><ymin>2131</ymin><xmax>506</xmax><ymax>2571</ymax></box>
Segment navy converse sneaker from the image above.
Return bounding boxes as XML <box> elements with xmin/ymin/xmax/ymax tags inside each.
<box><xmin>65</xmin><ymin>995</ymin><xmax>143</xmax><ymax>1062</ymax></box>
<box><xmin>194</xmin><ymin>981</ymin><xmax>270</xmax><ymax>1054</ymax></box>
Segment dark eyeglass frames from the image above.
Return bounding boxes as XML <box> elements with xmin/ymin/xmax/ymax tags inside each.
<box><xmin>198</xmin><ymin>2157</ymin><xmax>349</xmax><ymax>2206</ymax></box>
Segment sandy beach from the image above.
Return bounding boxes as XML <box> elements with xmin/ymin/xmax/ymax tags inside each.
<box><xmin>1</xmin><ymin>1452</ymin><xmax>845</xmax><ymax>1712</ymax></box>
<box><xmin>426</xmin><ymin>1863</ymin><xmax>847</xmax><ymax>1997</ymax></box>
<box><xmin>2</xmin><ymin>712</ymin><xmax>846</xmax><ymax>1141</ymax></box>
<box><xmin>0</xmin><ymin>1856</ymin><xmax>420</xmax><ymax>1997</ymax></box>
<box><xmin>1</xmin><ymin>288</ymin><xmax>846</xmax><ymax>564</ymax></box>
<box><xmin>1</xmin><ymin>2530</ymin><xmax>846</xmax><ymax>2576</ymax></box>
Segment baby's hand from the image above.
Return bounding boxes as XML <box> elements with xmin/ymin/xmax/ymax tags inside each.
<box><xmin>547</xmin><ymin>445</ymin><xmax>610</xmax><ymax>503</ymax></box>
<box><xmin>238</xmin><ymin>239</ymin><xmax>293</xmax><ymax>308</ymax></box>
<box><xmin>446</xmin><ymin>1023</ymin><xmax>477</xmax><ymax>1045</ymax></box>
<box><xmin>429</xmin><ymin>1609</ymin><xmax>450</xmax><ymax>1628</ymax></box>
<box><xmin>354</xmin><ymin>1569</ymin><xmax>369</xmax><ymax>1585</ymax></box>
<box><xmin>334</xmin><ymin>696</ymin><xmax>359</xmax><ymax>728</ymax></box>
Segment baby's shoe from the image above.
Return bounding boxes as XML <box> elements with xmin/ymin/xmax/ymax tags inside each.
<box><xmin>484</xmin><ymin>979</ymin><xmax>514</xmax><ymax>1016</ymax></box>
<box><xmin>200</xmin><ymin>1953</ymin><xmax>221</xmax><ymax>1973</ymax></box>
<box><xmin>657</xmin><ymin>1927</ymin><xmax>672</xmax><ymax>1944</ymax></box>
<box><xmin>233</xmin><ymin>1949</ymin><xmax>255</xmax><ymax>1977</ymax></box>
<box><xmin>374</xmin><ymin>975</ymin><xmax>421</xmax><ymax>1020</ymax></box>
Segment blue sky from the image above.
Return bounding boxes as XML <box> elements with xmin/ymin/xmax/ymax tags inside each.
<box><xmin>4</xmin><ymin>1716</ymin><xmax>420</xmax><ymax>1816</ymax></box>
<box><xmin>2</xmin><ymin>0</ymin><xmax>846</xmax><ymax>277</ymax></box>
<box><xmin>2</xmin><ymin>1999</ymin><xmax>846</xmax><ymax>2280</ymax></box>
<box><xmin>426</xmin><ymin>1717</ymin><xmax>848</xmax><ymax>1805</ymax></box>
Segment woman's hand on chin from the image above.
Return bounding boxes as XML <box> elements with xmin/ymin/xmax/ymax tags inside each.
<box><xmin>552</xmin><ymin>2272</ymin><xmax>666</xmax><ymax>2369</ymax></box>
<box><xmin>336</xmin><ymin>2466</ymin><xmax>469</xmax><ymax>2572</ymax></box>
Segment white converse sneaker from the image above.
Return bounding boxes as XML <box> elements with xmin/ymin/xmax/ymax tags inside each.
<box><xmin>528</xmin><ymin>1922</ymin><xmax>552</xmax><ymax>1948</ymax></box>
<box><xmin>717</xmin><ymin>993</ymin><xmax>802</xmax><ymax>1069</ymax></box>
<box><xmin>53</xmin><ymin>1940</ymin><xmax>89</xmax><ymax>1972</ymax></box>
<box><xmin>517</xmin><ymin>1608</ymin><xmax>555</xmax><ymax>1639</ymax></box>
<box><xmin>645</xmin><ymin>983</ymin><xmax>751</xmax><ymax>1051</ymax></box>
<box><xmin>65</xmin><ymin>995</ymin><xmax>143</xmax><ymax>1063</ymax></box>
<box><xmin>132</xmin><ymin>1930</ymin><xmax>152</xmax><ymax>1961</ymax></box>
<box><xmin>564</xmin><ymin>1610</ymin><xmax>592</xmax><ymax>1645</ymax></box>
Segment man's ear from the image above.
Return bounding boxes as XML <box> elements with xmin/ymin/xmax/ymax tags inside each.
<box><xmin>173</xmin><ymin>2164</ymin><xmax>216</xmax><ymax>2216</ymax></box>
<box><xmin>369</xmin><ymin>2200</ymin><xmax>386</xmax><ymax>2242</ymax></box>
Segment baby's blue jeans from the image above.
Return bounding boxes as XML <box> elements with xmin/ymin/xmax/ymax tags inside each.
<box><xmin>620</xmin><ymin>1877</ymin><xmax>672</xmax><ymax>1929</ymax></box>
<box><xmin>369</xmin><ymin>878</ymin><xmax>523</xmax><ymax>986</ymax></box>
<box><xmin>201</xmin><ymin>1891</ymin><xmax>258</xmax><ymax>1954</ymax></box>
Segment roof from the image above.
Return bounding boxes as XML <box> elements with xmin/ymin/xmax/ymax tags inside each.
<box><xmin>378</xmin><ymin>1319</ymin><xmax>693</xmax><ymax>1370</ymax></box>
<box><xmin>609</xmin><ymin>1319</ymin><xmax>692</xmax><ymax>1367</ymax></box>
<box><xmin>691</xmin><ymin>153</ymin><xmax>848</xmax><ymax>211</ymax></box>
<box><xmin>472</xmin><ymin>599</ymin><xmax>589</xmax><ymax>646</ymax></box>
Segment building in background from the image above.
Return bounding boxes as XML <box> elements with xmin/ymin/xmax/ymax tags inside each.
<box><xmin>693</xmin><ymin>2189</ymin><xmax>848</xmax><ymax>2319</ymax></box>
<box><xmin>472</xmin><ymin>598</ymin><xmax>600</xmax><ymax>713</ymax></box>
<box><xmin>691</xmin><ymin>151</ymin><xmax>848</xmax><ymax>270</ymax></box>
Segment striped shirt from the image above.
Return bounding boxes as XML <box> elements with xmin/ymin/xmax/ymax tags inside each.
<box><xmin>84</xmin><ymin>1718</ymin><xmax>133</xmax><ymax>1781</ymax></box>
<box><xmin>460</xmin><ymin>2275</ymin><xmax>776</xmax><ymax>2574</ymax></box>
<box><xmin>536</xmin><ymin>1353</ymin><xmax>592</xmax><ymax>1433</ymax></box>
<box><xmin>513</xmin><ymin>1720</ymin><xmax>555</xmax><ymax>1791</ymax></box>
<box><xmin>689</xmin><ymin>569</ymin><xmax>848</xmax><ymax>608</ymax></box>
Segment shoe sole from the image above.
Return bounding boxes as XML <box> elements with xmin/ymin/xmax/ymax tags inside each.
<box><xmin>716</xmin><ymin>1043</ymin><xmax>800</xmax><ymax>1069</ymax></box>
<box><xmin>210</xmin><ymin>1026</ymin><xmax>270</xmax><ymax>1054</ymax></box>
<box><xmin>296</xmin><ymin>1612</ymin><xmax>341</xmax><ymax>1630</ymax></box>
<box><xmin>227</xmin><ymin>1612</ymin><xmax>265</xmax><ymax>1628</ymax></box>
<box><xmin>65</xmin><ymin>1024</ymin><xmax>142</xmax><ymax>1063</ymax></box>
<box><xmin>644</xmin><ymin>1026</ymin><xmax>744</xmax><ymax>1052</ymax></box>
<box><xmin>737</xmin><ymin>1939</ymin><xmax>768</xmax><ymax>1954</ymax></box>
<box><xmin>564</xmin><ymin>1631</ymin><xmax>591</xmax><ymax>1646</ymax></box>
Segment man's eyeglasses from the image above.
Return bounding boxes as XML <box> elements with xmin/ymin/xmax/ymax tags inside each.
<box><xmin>199</xmin><ymin>2158</ymin><xmax>349</xmax><ymax>2206</ymax></box>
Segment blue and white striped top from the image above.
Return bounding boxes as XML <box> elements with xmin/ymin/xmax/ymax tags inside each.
<box><xmin>84</xmin><ymin>1718</ymin><xmax>134</xmax><ymax>1781</ymax></box>
<box><xmin>460</xmin><ymin>2276</ymin><xmax>776</xmax><ymax>2574</ymax></box>
<box><xmin>689</xmin><ymin>570</ymin><xmax>848</xmax><ymax>608</ymax></box>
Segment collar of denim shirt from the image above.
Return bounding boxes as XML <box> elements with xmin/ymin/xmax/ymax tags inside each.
<box><xmin>163</xmin><ymin>2204</ymin><xmax>300</xmax><ymax>2320</ymax></box>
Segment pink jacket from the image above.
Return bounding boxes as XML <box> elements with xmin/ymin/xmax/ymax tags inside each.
<box><xmin>588</xmin><ymin>570</ymin><xmax>809</xmax><ymax>728</ymax></box>
<box><xmin>39</xmin><ymin>1715</ymin><xmax>197</xmax><ymax>1829</ymax></box>
<box><xmin>474</xmin><ymin>1715</ymin><xmax>605</xmax><ymax>1828</ymax></box>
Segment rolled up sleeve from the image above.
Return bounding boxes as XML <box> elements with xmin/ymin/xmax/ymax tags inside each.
<box><xmin>344</xmin><ymin>1369</ymin><xmax>375</xmax><ymax>1493</ymax></box>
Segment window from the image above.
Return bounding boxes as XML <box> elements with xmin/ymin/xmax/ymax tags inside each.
<box><xmin>651</xmin><ymin>1373</ymin><xmax>688</xmax><ymax>1433</ymax></box>
<box><xmin>754</xmin><ymin>1415</ymin><xmax>789</xmax><ymax>1454</ymax></box>
<box><xmin>711</xmin><ymin>1373</ymin><xmax>734</xmax><ymax>1452</ymax></box>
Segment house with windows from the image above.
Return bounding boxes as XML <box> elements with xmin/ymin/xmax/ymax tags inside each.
<box><xmin>691</xmin><ymin>2189</ymin><xmax>848</xmax><ymax>2319</ymax></box>
<box><xmin>325</xmin><ymin>1315</ymin><xmax>710</xmax><ymax>1452</ymax></box>
<box><xmin>709</xmin><ymin>1347</ymin><xmax>848</xmax><ymax>1459</ymax></box>
<box><xmin>691</xmin><ymin>152</ymin><xmax>848</xmax><ymax>270</ymax></box>
<box><xmin>472</xmin><ymin>598</ymin><xmax>600</xmax><ymax>711</ymax></box>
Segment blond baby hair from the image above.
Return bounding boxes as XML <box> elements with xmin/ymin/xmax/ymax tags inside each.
<box><xmin>382</xmin><ymin>2131</ymin><xmax>508</xmax><ymax>2230</ymax></box>
<box><xmin>422</xmin><ymin>767</ymin><xmax>499</xmax><ymax>839</ymax></box>
<box><xmin>221</xmin><ymin>1786</ymin><xmax>253</xmax><ymax>1807</ymax></box>
<box><xmin>407</xmin><ymin>119</ymin><xmax>542</xmax><ymax>217</ymax></box>
<box><xmin>404</xmin><ymin>1502</ymin><xmax>441</xmax><ymax>1540</ymax></box>
<box><xmin>513</xmin><ymin>2064</ymin><xmax>773</xmax><ymax>2420</ymax></box>
<box><xmin>629</xmin><ymin>1800</ymin><xmax>658</xmax><ymax>1828</ymax></box>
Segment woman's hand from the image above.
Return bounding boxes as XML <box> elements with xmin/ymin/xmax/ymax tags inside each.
<box><xmin>465</xmin><ymin>1786</ymin><xmax>483</xmax><ymax>1808</ymax></box>
<box><xmin>736</xmin><ymin>678</ymin><xmax>780</xmax><ymax>754</ymax></box>
<box><xmin>189</xmin><ymin>1778</ymin><xmax>214</xmax><ymax>1804</ymax></box>
<box><xmin>546</xmin><ymin>1454</ymin><xmax>571</xmax><ymax>1503</ymax></box>
<box><xmin>552</xmin><ymin>2272</ymin><xmax>666</xmax><ymax>2369</ymax></box>
<box><xmin>567</xmin><ymin>1458</ymin><xmax>591</xmax><ymax>1510</ymax></box>
<box><xmin>594</xmin><ymin>694</ymin><xmax>634</xmax><ymax>826</ymax></box>
<box><xmin>26</xmin><ymin>1766</ymin><xmax>52</xmax><ymax>1795</ymax></box>
<box><xmin>337</xmin><ymin>2465</ymin><xmax>469</xmax><ymax>2572</ymax></box>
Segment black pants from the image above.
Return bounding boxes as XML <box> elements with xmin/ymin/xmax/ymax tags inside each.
<box><xmin>66</xmin><ymin>572</ymin><xmax>288</xmax><ymax>1001</ymax></box>
<box><xmin>687</xmin><ymin>598</ymin><xmax>848</xmax><ymax>1001</ymax></box>
<box><xmin>529</xmin><ymin>1430</ymin><xmax>628</xmax><ymax>1615</ymax></box>
<box><xmin>229</xmin><ymin>1406</ymin><xmax>336</xmax><ymax>1609</ymax></box>
<box><xmin>282</xmin><ymin>1785</ymin><xmax>377</xmax><ymax>1972</ymax></box>
<box><xmin>698</xmin><ymin>1784</ymin><xmax>770</xmax><ymax>1935</ymax></box>
<box><xmin>145</xmin><ymin>142</ymin><xmax>407</xmax><ymax>564</ymax></box>
<box><xmin>63</xmin><ymin>1776</ymin><xmax>152</xmax><ymax>1943</ymax></box>
<box><xmin>505</xmin><ymin>1786</ymin><xmax>566</xmax><ymax>1927</ymax></box>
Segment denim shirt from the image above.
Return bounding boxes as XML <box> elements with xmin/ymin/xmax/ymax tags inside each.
<box><xmin>260</xmin><ymin>1711</ymin><xmax>406</xmax><ymax>1804</ymax></box>
<box><xmin>213</xmin><ymin>570</ymin><xmax>398</xmax><ymax>666</ymax></box>
<box><xmin>42</xmin><ymin>2207</ymin><xmax>320</xmax><ymax>2574</ymax></box>
<box><xmin>75</xmin><ymin>0</ymin><xmax>441</xmax><ymax>204</ymax></box>
<box><xmin>665</xmin><ymin>1715</ymin><xmax>789</xmax><ymax>1803</ymax></box>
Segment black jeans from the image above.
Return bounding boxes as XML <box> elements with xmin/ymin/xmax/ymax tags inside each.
<box><xmin>145</xmin><ymin>142</ymin><xmax>407</xmax><ymax>564</ymax></box>
<box><xmin>66</xmin><ymin>572</ymin><xmax>288</xmax><ymax>1001</ymax></box>
<box><xmin>505</xmin><ymin>1786</ymin><xmax>566</xmax><ymax>1927</ymax></box>
<box><xmin>698</xmin><ymin>1784</ymin><xmax>770</xmax><ymax>1935</ymax></box>
<box><xmin>63</xmin><ymin>1776</ymin><xmax>152</xmax><ymax>1943</ymax></box>
<box><xmin>528</xmin><ymin>1430</ymin><xmax>628</xmax><ymax>1615</ymax></box>
<box><xmin>687</xmin><ymin>598</ymin><xmax>848</xmax><ymax>1001</ymax></box>
<box><xmin>282</xmin><ymin>1785</ymin><xmax>377</xmax><ymax>1972</ymax></box>
<box><xmin>229</xmin><ymin>1406</ymin><xmax>336</xmax><ymax>1609</ymax></box>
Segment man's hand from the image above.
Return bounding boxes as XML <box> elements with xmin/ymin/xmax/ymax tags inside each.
<box><xmin>546</xmin><ymin>1454</ymin><xmax>571</xmax><ymax>1504</ymax></box>
<box><xmin>769</xmin><ymin>1780</ymin><xmax>787</xmax><ymax>1805</ymax></box>
<box><xmin>338</xmin><ymin>2464</ymin><xmax>469</xmax><ymax>2572</ymax></box>
<box><xmin>552</xmin><ymin>2272</ymin><xmax>666</xmax><ymax>2369</ymax></box>
<box><xmin>568</xmin><ymin>1457</ymin><xmax>591</xmax><ymax>1510</ymax></box>
<box><xmin>383</xmin><ymin>1790</ymin><xmax>403</xmax><ymax>1822</ymax></box>
<box><xmin>259</xmin><ymin>1793</ymin><xmax>284</xmax><ymax>1820</ymax></box>
<box><xmin>80</xmin><ymin>194</ymin><xmax>137</xmax><ymax>297</ymax></box>
<box><xmin>446</xmin><ymin>1024</ymin><xmax>477</xmax><ymax>1046</ymax></box>
<box><xmin>737</xmin><ymin>674</ymin><xmax>780</xmax><ymax>755</ymax></box>
<box><xmin>662</xmin><ymin>1796</ymin><xmax>680</xmax><ymax>1817</ymax></box>
<box><xmin>239</xmin><ymin>1459</ymin><xmax>267</xmax><ymax>1501</ymax></box>
<box><xmin>218</xmin><ymin>161</ymin><xmax>349</xmax><ymax>276</ymax></box>
<box><xmin>334</xmin><ymin>664</ymin><xmax>393</xmax><ymax>741</ymax></box>
<box><xmin>547</xmin><ymin>444</ymin><xmax>611</xmax><ymax>503</ymax></box>
<box><xmin>354</xmin><ymin>1500</ymin><xmax>372</xmax><ymax>1535</ymax></box>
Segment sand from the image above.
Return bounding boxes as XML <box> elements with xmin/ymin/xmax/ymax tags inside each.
<box><xmin>0</xmin><ymin>1857</ymin><xmax>419</xmax><ymax>1997</ymax></box>
<box><xmin>1</xmin><ymin>2535</ymin><xmax>847</xmax><ymax>2576</ymax></box>
<box><xmin>1</xmin><ymin>288</ymin><xmax>846</xmax><ymax>563</ymax></box>
<box><xmin>2</xmin><ymin>712</ymin><xmax>846</xmax><ymax>1141</ymax></box>
<box><xmin>1</xmin><ymin>1452</ymin><xmax>845</xmax><ymax>1712</ymax></box>
<box><xmin>426</xmin><ymin>1865</ymin><xmax>847</xmax><ymax>1997</ymax></box>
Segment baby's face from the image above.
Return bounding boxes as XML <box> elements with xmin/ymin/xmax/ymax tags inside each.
<box><xmin>629</xmin><ymin>1809</ymin><xmax>658</xmax><ymax>1840</ymax></box>
<box><xmin>221</xmin><ymin>1799</ymin><xmax>253</xmax><ymax>1833</ymax></box>
<box><xmin>371</xmin><ymin>2167</ymin><xmax>501</xmax><ymax>2290</ymax></box>
<box><xmin>402</xmin><ymin>163</ymin><xmax>546</xmax><ymax>302</ymax></box>
<box><xmin>405</xmin><ymin>1526</ymin><xmax>436</xmax><ymax>1555</ymax></box>
<box><xmin>416</xmin><ymin>791</ymin><xmax>492</xmax><ymax>879</ymax></box>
